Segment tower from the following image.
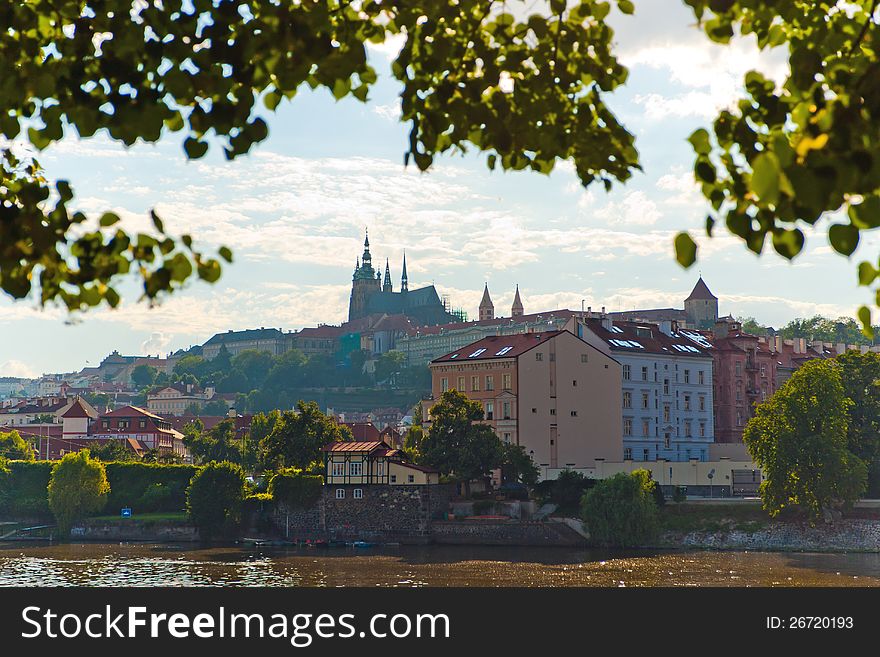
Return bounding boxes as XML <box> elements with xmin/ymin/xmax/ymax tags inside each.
<box><xmin>684</xmin><ymin>277</ymin><xmax>718</xmax><ymax>329</ymax></box>
<box><xmin>479</xmin><ymin>283</ymin><xmax>494</xmax><ymax>321</ymax></box>
<box><xmin>348</xmin><ymin>229</ymin><xmax>381</xmax><ymax>321</ymax></box>
<box><xmin>511</xmin><ymin>285</ymin><xmax>524</xmax><ymax>318</ymax></box>
<box><xmin>400</xmin><ymin>252</ymin><xmax>408</xmax><ymax>292</ymax></box>
<box><xmin>383</xmin><ymin>258</ymin><xmax>393</xmax><ymax>293</ymax></box>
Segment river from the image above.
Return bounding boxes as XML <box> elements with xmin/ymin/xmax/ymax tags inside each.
<box><xmin>2</xmin><ymin>543</ymin><xmax>880</xmax><ymax>586</ymax></box>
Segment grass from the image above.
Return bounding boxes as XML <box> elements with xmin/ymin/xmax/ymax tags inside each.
<box><xmin>659</xmin><ymin>503</ymin><xmax>772</xmax><ymax>533</ymax></box>
<box><xmin>87</xmin><ymin>511</ymin><xmax>188</xmax><ymax>523</ymax></box>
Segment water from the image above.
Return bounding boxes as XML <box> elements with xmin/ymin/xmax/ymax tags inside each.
<box><xmin>2</xmin><ymin>543</ymin><xmax>880</xmax><ymax>586</ymax></box>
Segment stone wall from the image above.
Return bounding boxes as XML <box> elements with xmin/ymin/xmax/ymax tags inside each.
<box><xmin>73</xmin><ymin>520</ymin><xmax>199</xmax><ymax>542</ymax></box>
<box><xmin>272</xmin><ymin>504</ymin><xmax>323</xmax><ymax>540</ymax></box>
<box><xmin>431</xmin><ymin>520</ymin><xmax>587</xmax><ymax>546</ymax></box>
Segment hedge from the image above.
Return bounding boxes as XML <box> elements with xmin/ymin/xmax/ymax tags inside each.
<box><xmin>104</xmin><ymin>462</ymin><xmax>198</xmax><ymax>514</ymax></box>
<box><xmin>268</xmin><ymin>470</ymin><xmax>323</xmax><ymax>510</ymax></box>
<box><xmin>0</xmin><ymin>461</ymin><xmax>53</xmax><ymax>518</ymax></box>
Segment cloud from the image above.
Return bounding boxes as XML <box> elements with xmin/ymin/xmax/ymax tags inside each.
<box><xmin>656</xmin><ymin>167</ymin><xmax>702</xmax><ymax>206</ymax></box>
<box><xmin>0</xmin><ymin>360</ymin><xmax>38</xmax><ymax>378</ymax></box>
<box><xmin>592</xmin><ymin>191</ymin><xmax>661</xmax><ymax>226</ymax></box>
<box><xmin>140</xmin><ymin>331</ymin><xmax>172</xmax><ymax>355</ymax></box>
<box><xmin>373</xmin><ymin>103</ymin><xmax>401</xmax><ymax>121</ymax></box>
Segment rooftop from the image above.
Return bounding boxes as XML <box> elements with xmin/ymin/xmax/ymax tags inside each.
<box><xmin>432</xmin><ymin>331</ymin><xmax>565</xmax><ymax>363</ymax></box>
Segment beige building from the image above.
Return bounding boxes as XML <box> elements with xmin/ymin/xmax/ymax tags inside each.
<box><xmin>322</xmin><ymin>440</ymin><xmax>440</xmax><ymax>488</ymax></box>
<box><xmin>427</xmin><ymin>330</ymin><xmax>622</xmax><ymax>478</ymax></box>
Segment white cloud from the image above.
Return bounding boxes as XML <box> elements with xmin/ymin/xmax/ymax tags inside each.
<box><xmin>373</xmin><ymin>103</ymin><xmax>401</xmax><ymax>121</ymax></box>
<box><xmin>0</xmin><ymin>360</ymin><xmax>38</xmax><ymax>378</ymax></box>
<box><xmin>593</xmin><ymin>190</ymin><xmax>661</xmax><ymax>226</ymax></box>
<box><xmin>140</xmin><ymin>331</ymin><xmax>171</xmax><ymax>355</ymax></box>
<box><xmin>656</xmin><ymin>167</ymin><xmax>702</xmax><ymax>206</ymax></box>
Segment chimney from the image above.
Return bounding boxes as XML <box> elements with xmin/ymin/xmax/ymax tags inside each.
<box><xmin>713</xmin><ymin>320</ymin><xmax>730</xmax><ymax>339</ymax></box>
<box><xmin>659</xmin><ymin>320</ymin><xmax>674</xmax><ymax>336</ymax></box>
<box><xmin>601</xmin><ymin>316</ymin><xmax>613</xmax><ymax>331</ymax></box>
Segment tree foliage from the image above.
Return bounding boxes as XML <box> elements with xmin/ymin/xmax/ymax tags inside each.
<box><xmin>836</xmin><ymin>351</ymin><xmax>880</xmax><ymax>494</ymax></box>
<box><xmin>419</xmin><ymin>390</ymin><xmax>503</xmax><ymax>495</ymax></box>
<box><xmin>581</xmin><ymin>469</ymin><xmax>660</xmax><ymax>548</ymax></box>
<box><xmin>47</xmin><ymin>449</ymin><xmax>111</xmax><ymax>534</ymax></box>
<box><xmin>185</xmin><ymin>461</ymin><xmax>246</xmax><ymax>539</ymax></box>
<box><xmin>268</xmin><ymin>468</ymin><xmax>324</xmax><ymax>510</ymax></box>
<box><xmin>259</xmin><ymin>400</ymin><xmax>351</xmax><ymax>470</ymax></box>
<box><xmin>183</xmin><ymin>417</ymin><xmax>248</xmax><ymax>466</ymax></box>
<box><xmin>0</xmin><ymin>429</ymin><xmax>35</xmax><ymax>461</ymax></box>
<box><xmin>131</xmin><ymin>364</ymin><xmax>157</xmax><ymax>388</ymax></box>
<box><xmin>744</xmin><ymin>359</ymin><xmax>867</xmax><ymax>520</ymax></box>
<box><xmin>500</xmin><ymin>443</ymin><xmax>540</xmax><ymax>487</ymax></box>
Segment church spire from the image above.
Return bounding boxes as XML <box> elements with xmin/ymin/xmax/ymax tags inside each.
<box><xmin>511</xmin><ymin>284</ymin><xmax>524</xmax><ymax>317</ymax></box>
<box><xmin>383</xmin><ymin>258</ymin><xmax>393</xmax><ymax>292</ymax></box>
<box><xmin>479</xmin><ymin>283</ymin><xmax>494</xmax><ymax>321</ymax></box>
<box><xmin>362</xmin><ymin>228</ymin><xmax>372</xmax><ymax>267</ymax></box>
<box><xmin>401</xmin><ymin>252</ymin><xmax>408</xmax><ymax>292</ymax></box>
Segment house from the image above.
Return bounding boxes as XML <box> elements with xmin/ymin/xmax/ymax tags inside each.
<box><xmin>322</xmin><ymin>440</ymin><xmax>440</xmax><ymax>488</ymax></box>
<box><xmin>92</xmin><ymin>405</ymin><xmax>186</xmax><ymax>456</ymax></box>
<box><xmin>427</xmin><ymin>329</ymin><xmax>622</xmax><ymax>479</ymax></box>
<box><xmin>146</xmin><ymin>384</ymin><xmax>229</xmax><ymax>416</ymax></box>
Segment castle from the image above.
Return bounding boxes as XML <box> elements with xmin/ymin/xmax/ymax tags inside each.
<box><xmin>348</xmin><ymin>231</ymin><xmax>460</xmax><ymax>326</ymax></box>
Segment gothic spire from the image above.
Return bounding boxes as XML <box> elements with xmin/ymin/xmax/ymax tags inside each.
<box><xmin>383</xmin><ymin>258</ymin><xmax>392</xmax><ymax>292</ymax></box>
<box><xmin>401</xmin><ymin>251</ymin><xmax>408</xmax><ymax>292</ymax></box>
<box><xmin>479</xmin><ymin>283</ymin><xmax>494</xmax><ymax>321</ymax></box>
<box><xmin>511</xmin><ymin>284</ymin><xmax>524</xmax><ymax>317</ymax></box>
<box><xmin>362</xmin><ymin>228</ymin><xmax>372</xmax><ymax>267</ymax></box>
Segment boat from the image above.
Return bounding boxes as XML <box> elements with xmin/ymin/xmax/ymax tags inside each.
<box><xmin>352</xmin><ymin>540</ymin><xmax>375</xmax><ymax>549</ymax></box>
<box><xmin>327</xmin><ymin>539</ymin><xmax>349</xmax><ymax>548</ymax></box>
<box><xmin>311</xmin><ymin>539</ymin><xmax>330</xmax><ymax>549</ymax></box>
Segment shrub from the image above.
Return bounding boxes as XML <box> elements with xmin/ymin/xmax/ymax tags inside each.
<box><xmin>186</xmin><ymin>461</ymin><xmax>246</xmax><ymax>539</ymax></box>
<box><xmin>243</xmin><ymin>493</ymin><xmax>275</xmax><ymax>533</ymax></box>
<box><xmin>3</xmin><ymin>461</ymin><xmax>53</xmax><ymax>518</ymax></box>
<box><xmin>472</xmin><ymin>499</ymin><xmax>495</xmax><ymax>515</ymax></box>
<box><xmin>0</xmin><ymin>430</ymin><xmax>34</xmax><ymax>460</ymax></box>
<box><xmin>268</xmin><ymin>469</ymin><xmax>323</xmax><ymax>509</ymax></box>
<box><xmin>581</xmin><ymin>469</ymin><xmax>660</xmax><ymax>548</ymax></box>
<box><xmin>47</xmin><ymin>451</ymin><xmax>111</xmax><ymax>535</ymax></box>
<box><xmin>104</xmin><ymin>462</ymin><xmax>198</xmax><ymax>514</ymax></box>
<box><xmin>542</xmin><ymin>469</ymin><xmax>595</xmax><ymax>509</ymax></box>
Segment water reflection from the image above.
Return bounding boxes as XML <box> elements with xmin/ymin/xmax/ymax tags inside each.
<box><xmin>0</xmin><ymin>542</ymin><xmax>878</xmax><ymax>587</ymax></box>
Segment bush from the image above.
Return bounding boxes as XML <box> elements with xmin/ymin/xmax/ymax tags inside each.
<box><xmin>47</xmin><ymin>451</ymin><xmax>111</xmax><ymax>535</ymax></box>
<box><xmin>268</xmin><ymin>469</ymin><xmax>323</xmax><ymax>509</ymax></box>
<box><xmin>581</xmin><ymin>469</ymin><xmax>660</xmax><ymax>548</ymax></box>
<box><xmin>472</xmin><ymin>499</ymin><xmax>495</xmax><ymax>515</ymax></box>
<box><xmin>538</xmin><ymin>470</ymin><xmax>595</xmax><ymax>510</ymax></box>
<box><xmin>104</xmin><ymin>462</ymin><xmax>198</xmax><ymax>514</ymax></box>
<box><xmin>0</xmin><ymin>430</ymin><xmax>34</xmax><ymax>460</ymax></box>
<box><xmin>243</xmin><ymin>493</ymin><xmax>275</xmax><ymax>533</ymax></box>
<box><xmin>2</xmin><ymin>461</ymin><xmax>53</xmax><ymax>518</ymax></box>
<box><xmin>186</xmin><ymin>461</ymin><xmax>246</xmax><ymax>539</ymax></box>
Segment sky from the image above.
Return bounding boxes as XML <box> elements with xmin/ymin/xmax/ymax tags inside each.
<box><xmin>2</xmin><ymin>2</ymin><xmax>877</xmax><ymax>378</ymax></box>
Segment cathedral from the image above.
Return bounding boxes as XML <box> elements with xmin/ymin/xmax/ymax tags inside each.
<box><xmin>348</xmin><ymin>231</ymin><xmax>460</xmax><ymax>326</ymax></box>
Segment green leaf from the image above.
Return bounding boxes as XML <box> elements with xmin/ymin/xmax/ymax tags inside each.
<box><xmin>218</xmin><ymin>246</ymin><xmax>233</xmax><ymax>263</ymax></box>
<box><xmin>857</xmin><ymin>261</ymin><xmax>877</xmax><ymax>286</ymax></box>
<box><xmin>829</xmin><ymin>223</ymin><xmax>860</xmax><ymax>256</ymax></box>
<box><xmin>617</xmin><ymin>0</ymin><xmax>635</xmax><ymax>14</ymax></box>
<box><xmin>183</xmin><ymin>137</ymin><xmax>208</xmax><ymax>160</ymax></box>
<box><xmin>688</xmin><ymin>128</ymin><xmax>712</xmax><ymax>155</ymax></box>
<box><xmin>771</xmin><ymin>228</ymin><xmax>804</xmax><ymax>260</ymax></box>
<box><xmin>151</xmin><ymin>210</ymin><xmax>164</xmax><ymax>234</ymax></box>
<box><xmin>99</xmin><ymin>212</ymin><xmax>121</xmax><ymax>227</ymax></box>
<box><xmin>674</xmin><ymin>232</ymin><xmax>697</xmax><ymax>268</ymax></box>
<box><xmin>849</xmin><ymin>196</ymin><xmax>880</xmax><ymax>229</ymax></box>
<box><xmin>750</xmin><ymin>152</ymin><xmax>780</xmax><ymax>205</ymax></box>
<box><xmin>857</xmin><ymin>306</ymin><xmax>873</xmax><ymax>338</ymax></box>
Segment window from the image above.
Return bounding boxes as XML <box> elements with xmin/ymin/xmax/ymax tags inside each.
<box><xmin>550</xmin><ymin>408</ymin><xmax>556</xmax><ymax>416</ymax></box>
<box><xmin>642</xmin><ymin>392</ymin><xmax>649</xmax><ymax>409</ymax></box>
<box><xmin>664</xmin><ymin>433</ymin><xmax>671</xmax><ymax>449</ymax></box>
<box><xmin>335</xmin><ymin>489</ymin><xmax>345</xmax><ymax>499</ymax></box>
<box><xmin>581</xmin><ymin>354</ymin><xmax>589</xmax><ymax>363</ymax></box>
<box><xmin>457</xmin><ymin>376</ymin><xmax>465</xmax><ymax>391</ymax></box>
<box><xmin>642</xmin><ymin>419</ymin><xmax>650</xmax><ymax>436</ymax></box>
<box><xmin>353</xmin><ymin>489</ymin><xmax>363</xmax><ymax>499</ymax></box>
<box><xmin>102</xmin><ymin>420</ymin><xmax>109</xmax><ymax>429</ymax></box>
<box><xmin>407</xmin><ymin>475</ymin><xmax>415</xmax><ymax>483</ymax></box>
<box><xmin>502</xmin><ymin>374</ymin><xmax>512</xmax><ymax>390</ymax></box>
<box><xmin>349</xmin><ymin>461</ymin><xmax>362</xmax><ymax>476</ymax></box>
<box><xmin>736</xmin><ymin>385</ymin><xmax>743</xmax><ymax>401</ymax></box>
<box><xmin>570</xmin><ymin>410</ymin><xmax>578</xmax><ymax>417</ymax></box>
<box><xmin>139</xmin><ymin>419</ymin><xmax>146</xmax><ymax>429</ymax></box>
<box><xmin>663</xmin><ymin>404</ymin><xmax>670</xmax><ymax>422</ymax></box>
<box><xmin>623</xmin><ymin>391</ymin><xmax>632</xmax><ymax>408</ymax></box>
<box><xmin>698</xmin><ymin>370</ymin><xmax>705</xmax><ymax>385</ymax></box>
<box><xmin>735</xmin><ymin>361</ymin><xmax>742</xmax><ymax>377</ymax></box>
<box><xmin>486</xmin><ymin>375</ymin><xmax>494</xmax><ymax>391</ymax></box>
<box><xmin>760</xmin><ymin>364</ymin><xmax>766</xmax><ymax>378</ymax></box>
<box><xmin>737</xmin><ymin>411</ymin><xmax>743</xmax><ymax>426</ymax></box>
<box><xmin>685</xmin><ymin>369</ymin><xmax>692</xmax><ymax>384</ymax></box>
<box><xmin>332</xmin><ymin>462</ymin><xmax>345</xmax><ymax>477</ymax></box>
<box><xmin>663</xmin><ymin>379</ymin><xmax>669</xmax><ymax>394</ymax></box>
<box><xmin>684</xmin><ymin>421</ymin><xmax>692</xmax><ymax>437</ymax></box>
<box><xmin>624</xmin><ymin>448</ymin><xmax>633</xmax><ymax>460</ymax></box>
<box><xmin>390</xmin><ymin>475</ymin><xmax>397</xmax><ymax>483</ymax></box>
<box><xmin>502</xmin><ymin>402</ymin><xmax>511</xmax><ymax>419</ymax></box>
<box><xmin>441</xmin><ymin>378</ymin><xmax>448</xmax><ymax>392</ymax></box>
<box><xmin>572</xmin><ymin>379</ymin><xmax>577</xmax><ymax>387</ymax></box>
<box><xmin>377</xmin><ymin>461</ymin><xmax>384</xmax><ymax>476</ymax></box>
<box><xmin>623</xmin><ymin>418</ymin><xmax>632</xmax><ymax>436</ymax></box>
<box><xmin>684</xmin><ymin>395</ymin><xmax>691</xmax><ymax>411</ymax></box>
<box><xmin>536</xmin><ymin>352</ymin><xmax>543</xmax><ymax>361</ymax></box>
<box><xmin>549</xmin><ymin>352</ymin><xmax>556</xmax><ymax>362</ymax></box>
<box><xmin>699</xmin><ymin>396</ymin><xmax>706</xmax><ymax>411</ymax></box>
<box><xmin>485</xmin><ymin>402</ymin><xmax>494</xmax><ymax>420</ymax></box>
<box><xmin>699</xmin><ymin>422</ymin><xmax>706</xmax><ymax>437</ymax></box>
<box><xmin>471</xmin><ymin>376</ymin><xmax>480</xmax><ymax>392</ymax></box>
<box><xmin>503</xmin><ymin>432</ymin><xmax>511</xmax><ymax>443</ymax></box>
<box><xmin>623</xmin><ymin>364</ymin><xmax>631</xmax><ymax>380</ymax></box>
<box><xmin>642</xmin><ymin>366</ymin><xmax>648</xmax><ymax>381</ymax></box>
<box><xmin>643</xmin><ymin>448</ymin><xmax>650</xmax><ymax>460</ymax></box>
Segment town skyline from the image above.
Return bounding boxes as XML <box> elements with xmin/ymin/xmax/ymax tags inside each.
<box><xmin>1</xmin><ymin>2</ymin><xmax>877</xmax><ymax>377</ymax></box>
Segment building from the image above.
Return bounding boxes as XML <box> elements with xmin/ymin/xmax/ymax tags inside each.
<box><xmin>146</xmin><ymin>384</ymin><xmax>229</xmax><ymax>416</ymax></box>
<box><xmin>92</xmin><ymin>406</ymin><xmax>186</xmax><ymax>456</ymax></box>
<box><xmin>608</xmin><ymin>277</ymin><xmax>719</xmax><ymax>330</ymax></box>
<box><xmin>397</xmin><ymin>309</ymin><xmax>577</xmax><ymax>367</ymax></box>
<box><xmin>202</xmin><ymin>328</ymin><xmax>287</xmax><ymax>359</ymax></box>
<box><xmin>348</xmin><ymin>231</ymin><xmax>461</xmax><ymax>326</ymax></box>
<box><xmin>572</xmin><ymin>315</ymin><xmax>716</xmax><ymax>462</ymax></box>
<box><xmin>322</xmin><ymin>440</ymin><xmax>440</xmax><ymax>486</ymax></box>
<box><xmin>428</xmin><ymin>330</ymin><xmax>622</xmax><ymax>478</ymax></box>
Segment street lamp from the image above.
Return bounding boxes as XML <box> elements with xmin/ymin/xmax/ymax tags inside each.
<box><xmin>707</xmin><ymin>469</ymin><xmax>715</xmax><ymax>498</ymax></box>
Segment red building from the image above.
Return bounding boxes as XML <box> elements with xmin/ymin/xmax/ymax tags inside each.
<box><xmin>92</xmin><ymin>405</ymin><xmax>186</xmax><ymax>456</ymax></box>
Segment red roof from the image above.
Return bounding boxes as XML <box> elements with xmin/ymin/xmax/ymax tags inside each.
<box><xmin>101</xmin><ymin>405</ymin><xmax>164</xmax><ymax>420</ymax></box>
<box><xmin>61</xmin><ymin>397</ymin><xmax>99</xmax><ymax>419</ymax></box>
<box><xmin>295</xmin><ymin>325</ymin><xmax>345</xmax><ymax>339</ymax></box>
<box><xmin>407</xmin><ymin>309</ymin><xmax>576</xmax><ymax>337</ymax></box>
<box><xmin>322</xmin><ymin>440</ymin><xmax>390</xmax><ymax>453</ymax></box>
<box><xmin>584</xmin><ymin>319</ymin><xmax>713</xmax><ymax>358</ymax></box>
<box><xmin>432</xmin><ymin>331</ymin><xmax>565</xmax><ymax>363</ymax></box>
<box><xmin>342</xmin><ymin>422</ymin><xmax>382</xmax><ymax>441</ymax></box>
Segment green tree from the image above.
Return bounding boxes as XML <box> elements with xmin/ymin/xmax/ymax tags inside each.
<box><xmin>131</xmin><ymin>364</ymin><xmax>157</xmax><ymax>388</ymax></box>
<box><xmin>744</xmin><ymin>359</ymin><xmax>867</xmax><ymax>520</ymax></box>
<box><xmin>737</xmin><ymin>316</ymin><xmax>770</xmax><ymax>336</ymax></box>
<box><xmin>260</xmin><ymin>400</ymin><xmax>351</xmax><ymax>470</ymax></box>
<box><xmin>581</xmin><ymin>469</ymin><xmax>660</xmax><ymax>548</ymax></box>
<box><xmin>0</xmin><ymin>430</ymin><xmax>35</xmax><ymax>460</ymax></box>
<box><xmin>89</xmin><ymin>440</ymin><xmax>139</xmax><ymax>462</ymax></box>
<box><xmin>186</xmin><ymin>461</ymin><xmax>246</xmax><ymax>540</ymax></box>
<box><xmin>183</xmin><ymin>418</ymin><xmax>244</xmax><ymax>466</ymax></box>
<box><xmin>374</xmin><ymin>350</ymin><xmax>406</xmax><ymax>386</ymax></box>
<box><xmin>500</xmin><ymin>443</ymin><xmax>540</xmax><ymax>487</ymax></box>
<box><xmin>47</xmin><ymin>450</ymin><xmax>111</xmax><ymax>535</ymax></box>
<box><xmin>419</xmin><ymin>390</ymin><xmax>504</xmax><ymax>496</ymax></box>
<box><xmin>201</xmin><ymin>399</ymin><xmax>231</xmax><ymax>416</ymax></box>
<box><xmin>231</xmin><ymin>349</ymin><xmax>274</xmax><ymax>389</ymax></box>
<box><xmin>402</xmin><ymin>425</ymin><xmax>425</xmax><ymax>462</ymax></box>
<box><xmin>836</xmin><ymin>351</ymin><xmax>880</xmax><ymax>494</ymax></box>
